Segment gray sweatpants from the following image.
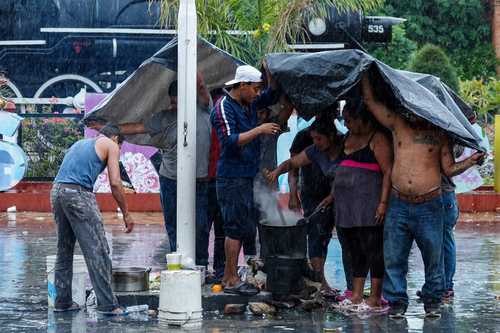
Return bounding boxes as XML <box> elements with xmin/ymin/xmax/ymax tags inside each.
<box><xmin>50</xmin><ymin>183</ymin><xmax>118</xmax><ymax>311</ymax></box>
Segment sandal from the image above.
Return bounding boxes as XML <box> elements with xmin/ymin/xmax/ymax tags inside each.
<box><xmin>97</xmin><ymin>306</ymin><xmax>129</xmax><ymax>316</ymax></box>
<box><xmin>54</xmin><ymin>301</ymin><xmax>81</xmax><ymax>313</ymax></box>
<box><xmin>223</xmin><ymin>282</ymin><xmax>259</xmax><ymax>296</ymax></box>
<box><xmin>332</xmin><ymin>299</ymin><xmax>353</xmax><ymax>311</ymax></box>
<box><xmin>348</xmin><ymin>301</ymin><xmax>372</xmax><ymax>313</ymax></box>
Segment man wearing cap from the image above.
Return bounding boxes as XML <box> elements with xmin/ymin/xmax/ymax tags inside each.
<box><xmin>51</xmin><ymin>124</ymin><xmax>134</xmax><ymax>315</ymax></box>
<box><xmin>210</xmin><ymin>64</ymin><xmax>281</xmax><ymax>295</ymax></box>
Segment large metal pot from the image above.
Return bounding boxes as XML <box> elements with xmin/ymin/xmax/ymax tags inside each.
<box><xmin>112</xmin><ymin>267</ymin><xmax>151</xmax><ymax>292</ymax></box>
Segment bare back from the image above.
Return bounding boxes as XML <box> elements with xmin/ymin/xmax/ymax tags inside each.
<box><xmin>391</xmin><ymin>117</ymin><xmax>442</xmax><ymax>195</ymax></box>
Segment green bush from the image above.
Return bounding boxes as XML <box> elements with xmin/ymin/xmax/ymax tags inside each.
<box><xmin>408</xmin><ymin>44</ymin><xmax>460</xmax><ymax>92</ymax></box>
<box><xmin>375</xmin><ymin>0</ymin><xmax>496</xmax><ymax>80</ymax></box>
<box><xmin>460</xmin><ymin>78</ymin><xmax>500</xmax><ymax>126</ymax></box>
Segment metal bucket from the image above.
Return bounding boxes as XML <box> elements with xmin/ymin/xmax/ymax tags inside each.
<box><xmin>111</xmin><ymin>267</ymin><xmax>151</xmax><ymax>292</ymax></box>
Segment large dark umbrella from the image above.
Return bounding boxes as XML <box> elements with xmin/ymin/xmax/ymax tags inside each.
<box><xmin>265</xmin><ymin>50</ymin><xmax>484</xmax><ymax>151</ymax></box>
<box><xmin>85</xmin><ymin>38</ymin><xmax>244</xmax><ymax>147</ymax></box>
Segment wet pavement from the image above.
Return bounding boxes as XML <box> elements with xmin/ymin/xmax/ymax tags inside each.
<box><xmin>0</xmin><ymin>212</ymin><xmax>499</xmax><ymax>332</ymax></box>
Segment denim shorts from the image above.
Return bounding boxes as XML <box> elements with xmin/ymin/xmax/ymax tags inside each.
<box><xmin>216</xmin><ymin>177</ymin><xmax>256</xmax><ymax>241</ymax></box>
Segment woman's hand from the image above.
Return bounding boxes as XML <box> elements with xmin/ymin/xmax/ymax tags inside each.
<box><xmin>318</xmin><ymin>194</ymin><xmax>334</xmax><ymax>208</ymax></box>
<box><xmin>288</xmin><ymin>192</ymin><xmax>302</xmax><ymax>212</ymax></box>
<box><xmin>262</xmin><ymin>168</ymin><xmax>279</xmax><ymax>186</ymax></box>
<box><xmin>375</xmin><ymin>202</ymin><xmax>387</xmax><ymax>224</ymax></box>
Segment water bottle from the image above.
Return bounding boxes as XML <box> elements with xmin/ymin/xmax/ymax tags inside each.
<box><xmin>126</xmin><ymin>304</ymin><xmax>149</xmax><ymax>313</ymax></box>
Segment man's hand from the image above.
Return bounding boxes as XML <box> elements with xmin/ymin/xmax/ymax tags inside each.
<box><xmin>318</xmin><ymin>194</ymin><xmax>334</xmax><ymax>208</ymax></box>
<box><xmin>375</xmin><ymin>202</ymin><xmax>387</xmax><ymax>224</ymax></box>
<box><xmin>123</xmin><ymin>213</ymin><xmax>134</xmax><ymax>233</ymax></box>
<box><xmin>469</xmin><ymin>152</ymin><xmax>486</xmax><ymax>166</ymax></box>
<box><xmin>288</xmin><ymin>192</ymin><xmax>302</xmax><ymax>212</ymax></box>
<box><xmin>258</xmin><ymin>122</ymin><xmax>281</xmax><ymax>135</ymax></box>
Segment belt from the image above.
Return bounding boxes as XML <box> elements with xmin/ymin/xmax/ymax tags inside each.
<box><xmin>58</xmin><ymin>183</ymin><xmax>93</xmax><ymax>193</ymax></box>
<box><xmin>391</xmin><ymin>187</ymin><xmax>441</xmax><ymax>204</ymax></box>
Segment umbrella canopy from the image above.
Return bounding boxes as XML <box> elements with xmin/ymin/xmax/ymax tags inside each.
<box><xmin>265</xmin><ymin>49</ymin><xmax>484</xmax><ymax>151</ymax></box>
<box><xmin>85</xmin><ymin>38</ymin><xmax>244</xmax><ymax>147</ymax></box>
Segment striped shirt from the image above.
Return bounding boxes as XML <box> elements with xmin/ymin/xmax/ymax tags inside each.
<box><xmin>210</xmin><ymin>89</ymin><xmax>277</xmax><ymax>178</ymax></box>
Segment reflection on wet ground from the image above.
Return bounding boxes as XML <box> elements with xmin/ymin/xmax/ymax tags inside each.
<box><xmin>0</xmin><ymin>213</ymin><xmax>499</xmax><ymax>332</ymax></box>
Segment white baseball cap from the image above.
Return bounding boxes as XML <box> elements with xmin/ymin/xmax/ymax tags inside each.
<box><xmin>225</xmin><ymin>65</ymin><xmax>263</xmax><ymax>86</ymax></box>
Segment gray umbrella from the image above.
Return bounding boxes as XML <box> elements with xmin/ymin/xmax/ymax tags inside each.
<box><xmin>85</xmin><ymin>38</ymin><xmax>244</xmax><ymax>147</ymax></box>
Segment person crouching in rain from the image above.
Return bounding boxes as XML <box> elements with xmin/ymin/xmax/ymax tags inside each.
<box><xmin>265</xmin><ymin>116</ymin><xmax>343</xmax><ymax>296</ymax></box>
<box><xmin>51</xmin><ymin>124</ymin><xmax>134</xmax><ymax>315</ymax></box>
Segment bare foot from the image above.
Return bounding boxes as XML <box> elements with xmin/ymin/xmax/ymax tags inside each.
<box><xmin>350</xmin><ymin>297</ymin><xmax>364</xmax><ymax>305</ymax></box>
<box><xmin>222</xmin><ymin>277</ymin><xmax>241</xmax><ymax>288</ymax></box>
<box><xmin>365</xmin><ymin>296</ymin><xmax>382</xmax><ymax>308</ymax></box>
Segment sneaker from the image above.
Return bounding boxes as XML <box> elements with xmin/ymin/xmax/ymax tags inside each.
<box><xmin>424</xmin><ymin>303</ymin><xmax>441</xmax><ymax>318</ymax></box>
<box><xmin>388</xmin><ymin>302</ymin><xmax>407</xmax><ymax>319</ymax></box>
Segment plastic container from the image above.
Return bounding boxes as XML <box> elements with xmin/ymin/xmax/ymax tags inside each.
<box><xmin>46</xmin><ymin>255</ymin><xmax>88</xmax><ymax>308</ymax></box>
<box><xmin>126</xmin><ymin>304</ymin><xmax>149</xmax><ymax>313</ymax></box>
<box><xmin>166</xmin><ymin>253</ymin><xmax>182</xmax><ymax>270</ymax></box>
<box><xmin>158</xmin><ymin>270</ymin><xmax>202</xmax><ymax>328</ymax></box>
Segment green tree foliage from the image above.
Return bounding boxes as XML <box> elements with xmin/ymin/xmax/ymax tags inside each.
<box><xmin>367</xmin><ymin>25</ymin><xmax>417</xmax><ymax>69</ymax></box>
<box><xmin>377</xmin><ymin>0</ymin><xmax>496</xmax><ymax>79</ymax></box>
<box><xmin>408</xmin><ymin>44</ymin><xmax>460</xmax><ymax>92</ymax></box>
<box><xmin>460</xmin><ymin>78</ymin><xmax>500</xmax><ymax>125</ymax></box>
<box><xmin>155</xmin><ymin>0</ymin><xmax>384</xmax><ymax>65</ymax></box>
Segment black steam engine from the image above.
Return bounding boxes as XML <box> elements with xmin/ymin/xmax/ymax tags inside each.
<box><xmin>0</xmin><ymin>1</ymin><xmax>402</xmax><ymax>104</ymax></box>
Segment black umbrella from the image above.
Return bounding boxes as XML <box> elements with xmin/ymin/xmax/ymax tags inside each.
<box><xmin>265</xmin><ymin>49</ymin><xmax>484</xmax><ymax>151</ymax></box>
<box><xmin>85</xmin><ymin>38</ymin><xmax>244</xmax><ymax>147</ymax></box>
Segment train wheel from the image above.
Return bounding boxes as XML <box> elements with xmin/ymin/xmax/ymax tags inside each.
<box><xmin>34</xmin><ymin>74</ymin><xmax>103</xmax><ymax>113</ymax></box>
<box><xmin>0</xmin><ymin>79</ymin><xmax>25</xmax><ymax>113</ymax></box>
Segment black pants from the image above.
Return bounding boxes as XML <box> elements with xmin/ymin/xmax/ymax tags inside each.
<box><xmin>340</xmin><ymin>226</ymin><xmax>384</xmax><ymax>279</ymax></box>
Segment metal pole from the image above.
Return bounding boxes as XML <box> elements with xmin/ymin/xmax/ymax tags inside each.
<box><xmin>495</xmin><ymin>115</ymin><xmax>499</xmax><ymax>193</ymax></box>
<box><xmin>176</xmin><ymin>0</ymin><xmax>197</xmax><ymax>265</ymax></box>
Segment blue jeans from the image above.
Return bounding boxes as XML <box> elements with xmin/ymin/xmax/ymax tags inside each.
<box><xmin>208</xmin><ymin>180</ymin><xmax>225</xmax><ymax>278</ymax></box>
<box><xmin>383</xmin><ymin>194</ymin><xmax>445</xmax><ymax>306</ymax></box>
<box><xmin>442</xmin><ymin>191</ymin><xmax>459</xmax><ymax>290</ymax></box>
<box><xmin>159</xmin><ymin>176</ymin><xmax>210</xmax><ymax>266</ymax></box>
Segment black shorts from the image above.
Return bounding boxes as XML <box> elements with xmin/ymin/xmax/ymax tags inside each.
<box><xmin>216</xmin><ymin>177</ymin><xmax>256</xmax><ymax>241</ymax></box>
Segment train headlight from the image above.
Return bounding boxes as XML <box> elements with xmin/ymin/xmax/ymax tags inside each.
<box><xmin>308</xmin><ymin>18</ymin><xmax>327</xmax><ymax>36</ymax></box>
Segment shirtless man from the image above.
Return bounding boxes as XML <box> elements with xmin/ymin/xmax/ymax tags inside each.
<box><xmin>361</xmin><ymin>74</ymin><xmax>484</xmax><ymax>318</ymax></box>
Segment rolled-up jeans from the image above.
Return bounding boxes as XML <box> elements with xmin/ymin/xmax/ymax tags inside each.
<box><xmin>50</xmin><ymin>183</ymin><xmax>118</xmax><ymax>312</ymax></box>
<box><xmin>383</xmin><ymin>194</ymin><xmax>445</xmax><ymax>306</ymax></box>
<box><xmin>159</xmin><ymin>176</ymin><xmax>210</xmax><ymax>266</ymax></box>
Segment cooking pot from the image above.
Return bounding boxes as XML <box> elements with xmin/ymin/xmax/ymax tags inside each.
<box><xmin>112</xmin><ymin>267</ymin><xmax>151</xmax><ymax>292</ymax></box>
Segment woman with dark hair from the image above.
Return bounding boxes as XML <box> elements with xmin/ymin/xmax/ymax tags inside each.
<box><xmin>333</xmin><ymin>99</ymin><xmax>393</xmax><ymax>312</ymax></box>
<box><xmin>265</xmin><ymin>117</ymin><xmax>343</xmax><ymax>294</ymax></box>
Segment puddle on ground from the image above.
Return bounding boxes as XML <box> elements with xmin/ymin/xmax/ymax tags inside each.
<box><xmin>0</xmin><ymin>214</ymin><xmax>498</xmax><ymax>332</ymax></box>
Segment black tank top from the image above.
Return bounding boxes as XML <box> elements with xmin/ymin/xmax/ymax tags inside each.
<box><xmin>341</xmin><ymin>132</ymin><xmax>377</xmax><ymax>164</ymax></box>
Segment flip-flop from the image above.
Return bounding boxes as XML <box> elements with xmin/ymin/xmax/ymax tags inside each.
<box><xmin>223</xmin><ymin>282</ymin><xmax>259</xmax><ymax>296</ymax></box>
<box><xmin>97</xmin><ymin>306</ymin><xmax>129</xmax><ymax>317</ymax></box>
<box><xmin>53</xmin><ymin>301</ymin><xmax>81</xmax><ymax>313</ymax></box>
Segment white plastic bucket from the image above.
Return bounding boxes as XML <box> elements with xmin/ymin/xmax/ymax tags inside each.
<box><xmin>46</xmin><ymin>255</ymin><xmax>88</xmax><ymax>308</ymax></box>
<box><xmin>158</xmin><ymin>270</ymin><xmax>202</xmax><ymax>328</ymax></box>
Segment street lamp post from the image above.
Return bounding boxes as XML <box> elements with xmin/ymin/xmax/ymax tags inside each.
<box><xmin>176</xmin><ymin>0</ymin><xmax>197</xmax><ymax>265</ymax></box>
